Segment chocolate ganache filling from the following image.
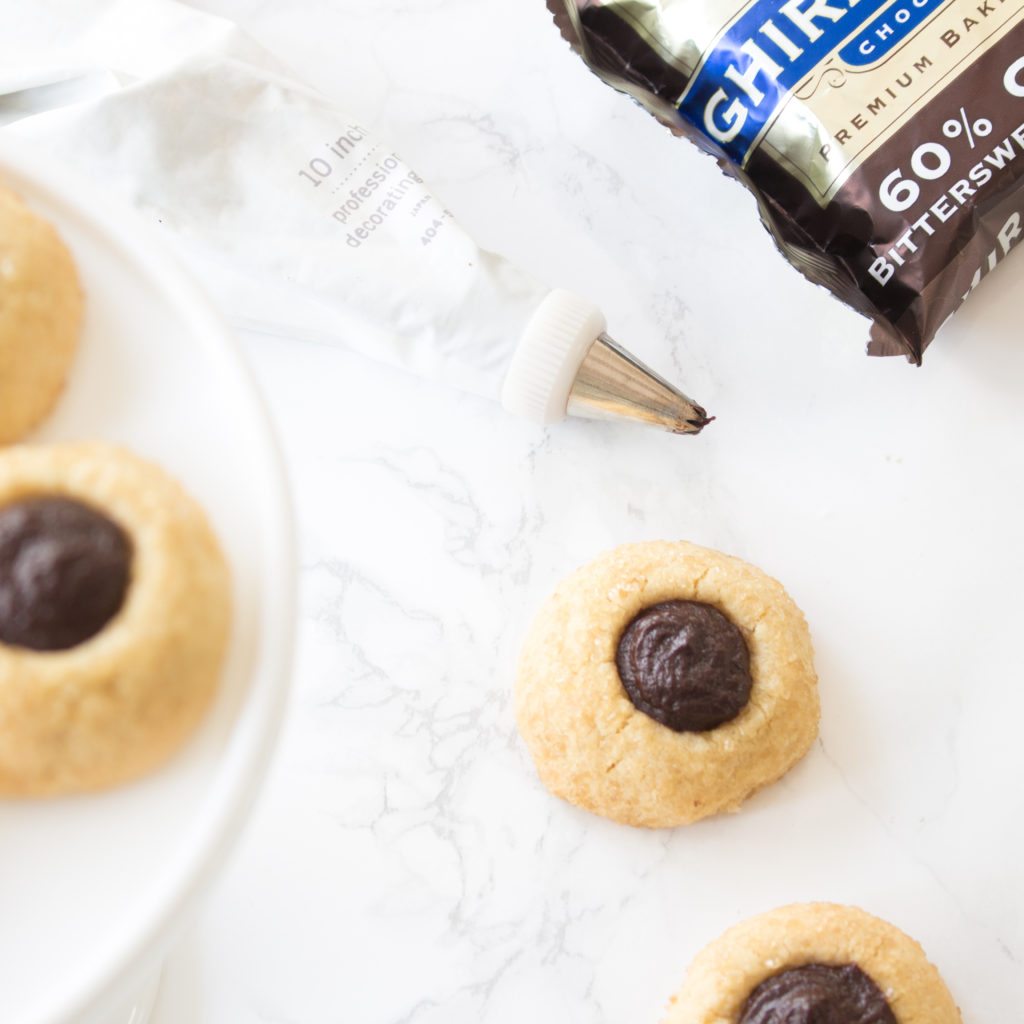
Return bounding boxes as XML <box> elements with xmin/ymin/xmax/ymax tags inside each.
<box><xmin>739</xmin><ymin>963</ymin><xmax>898</xmax><ymax>1024</ymax></box>
<box><xmin>0</xmin><ymin>497</ymin><xmax>132</xmax><ymax>651</ymax></box>
<box><xmin>615</xmin><ymin>600</ymin><xmax>752</xmax><ymax>732</ymax></box>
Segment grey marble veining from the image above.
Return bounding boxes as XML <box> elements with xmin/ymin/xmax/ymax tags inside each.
<box><xmin>150</xmin><ymin>0</ymin><xmax>1024</xmax><ymax>1020</ymax></box>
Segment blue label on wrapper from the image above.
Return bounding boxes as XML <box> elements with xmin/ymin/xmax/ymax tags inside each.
<box><xmin>677</xmin><ymin>0</ymin><xmax>895</xmax><ymax>165</ymax></box>
<box><xmin>839</xmin><ymin>0</ymin><xmax>949</xmax><ymax>65</ymax></box>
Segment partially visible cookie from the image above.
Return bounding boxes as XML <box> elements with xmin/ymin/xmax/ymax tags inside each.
<box><xmin>664</xmin><ymin>903</ymin><xmax>962</xmax><ymax>1024</ymax></box>
<box><xmin>0</xmin><ymin>442</ymin><xmax>231</xmax><ymax>795</ymax></box>
<box><xmin>0</xmin><ymin>186</ymin><xmax>83</xmax><ymax>444</ymax></box>
<box><xmin>514</xmin><ymin>541</ymin><xmax>818</xmax><ymax>828</ymax></box>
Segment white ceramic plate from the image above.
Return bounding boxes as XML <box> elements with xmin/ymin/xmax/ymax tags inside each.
<box><xmin>0</xmin><ymin>139</ymin><xmax>295</xmax><ymax>1024</ymax></box>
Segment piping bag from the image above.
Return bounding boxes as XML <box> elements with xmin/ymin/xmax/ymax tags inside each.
<box><xmin>0</xmin><ymin>0</ymin><xmax>709</xmax><ymax>436</ymax></box>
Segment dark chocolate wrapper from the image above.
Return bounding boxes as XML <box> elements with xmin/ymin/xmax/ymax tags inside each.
<box><xmin>551</xmin><ymin>0</ymin><xmax>1024</xmax><ymax>362</ymax></box>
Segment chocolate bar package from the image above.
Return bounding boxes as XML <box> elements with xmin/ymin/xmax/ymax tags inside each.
<box><xmin>551</xmin><ymin>0</ymin><xmax>1024</xmax><ymax>361</ymax></box>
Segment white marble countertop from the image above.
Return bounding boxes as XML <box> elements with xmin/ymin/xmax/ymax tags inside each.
<box><xmin>138</xmin><ymin>1</ymin><xmax>1024</xmax><ymax>1020</ymax></box>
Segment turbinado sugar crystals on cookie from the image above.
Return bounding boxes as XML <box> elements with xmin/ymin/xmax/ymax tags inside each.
<box><xmin>514</xmin><ymin>541</ymin><xmax>818</xmax><ymax>828</ymax></box>
<box><xmin>0</xmin><ymin>186</ymin><xmax>81</xmax><ymax>443</ymax></box>
<box><xmin>664</xmin><ymin>903</ymin><xmax>963</xmax><ymax>1023</ymax></box>
<box><xmin>0</xmin><ymin>443</ymin><xmax>231</xmax><ymax>796</ymax></box>
<box><xmin>552</xmin><ymin>0</ymin><xmax>1024</xmax><ymax>362</ymax></box>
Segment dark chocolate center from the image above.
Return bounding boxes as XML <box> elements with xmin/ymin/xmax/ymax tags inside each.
<box><xmin>739</xmin><ymin>963</ymin><xmax>898</xmax><ymax>1024</ymax></box>
<box><xmin>615</xmin><ymin>600</ymin><xmax>751</xmax><ymax>732</ymax></box>
<box><xmin>0</xmin><ymin>496</ymin><xmax>132</xmax><ymax>651</ymax></box>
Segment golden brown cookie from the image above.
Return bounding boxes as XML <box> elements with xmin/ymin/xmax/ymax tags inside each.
<box><xmin>0</xmin><ymin>187</ymin><xmax>83</xmax><ymax>444</ymax></box>
<box><xmin>0</xmin><ymin>442</ymin><xmax>231</xmax><ymax>795</ymax></box>
<box><xmin>664</xmin><ymin>903</ymin><xmax>962</xmax><ymax>1024</ymax></box>
<box><xmin>514</xmin><ymin>541</ymin><xmax>818</xmax><ymax>828</ymax></box>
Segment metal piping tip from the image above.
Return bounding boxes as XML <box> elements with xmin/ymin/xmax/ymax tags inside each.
<box><xmin>567</xmin><ymin>334</ymin><xmax>711</xmax><ymax>435</ymax></box>
<box><xmin>502</xmin><ymin>290</ymin><xmax>711</xmax><ymax>436</ymax></box>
